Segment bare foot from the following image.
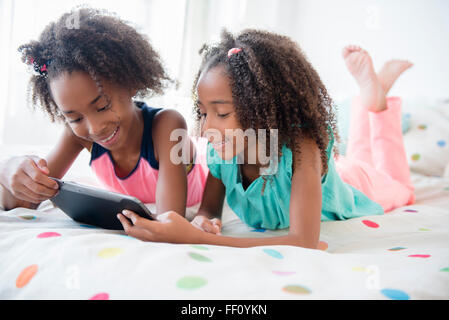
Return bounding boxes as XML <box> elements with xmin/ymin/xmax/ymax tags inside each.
<box><xmin>378</xmin><ymin>60</ymin><xmax>413</xmax><ymax>95</ymax></box>
<box><xmin>342</xmin><ymin>45</ymin><xmax>386</xmax><ymax>112</ymax></box>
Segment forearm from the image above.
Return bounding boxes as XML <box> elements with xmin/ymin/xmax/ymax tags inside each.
<box><xmin>198</xmin><ymin>231</ymin><xmax>316</xmax><ymax>249</ymax></box>
<box><xmin>194</xmin><ymin>173</ymin><xmax>225</xmax><ymax>220</ymax></box>
<box><xmin>195</xmin><ymin>207</ymin><xmax>222</xmax><ymax>220</ymax></box>
<box><xmin>155</xmin><ymin>169</ymin><xmax>188</xmax><ymax>217</ymax></box>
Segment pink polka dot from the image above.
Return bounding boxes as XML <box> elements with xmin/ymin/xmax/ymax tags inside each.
<box><xmin>37</xmin><ymin>232</ymin><xmax>61</xmax><ymax>239</ymax></box>
<box><xmin>89</xmin><ymin>292</ymin><xmax>109</xmax><ymax>300</ymax></box>
<box><xmin>408</xmin><ymin>254</ymin><xmax>431</xmax><ymax>258</ymax></box>
<box><xmin>362</xmin><ymin>220</ymin><xmax>379</xmax><ymax>228</ymax></box>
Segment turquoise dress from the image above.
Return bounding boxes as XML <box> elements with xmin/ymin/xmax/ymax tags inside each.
<box><xmin>207</xmin><ymin>135</ymin><xmax>384</xmax><ymax>230</ymax></box>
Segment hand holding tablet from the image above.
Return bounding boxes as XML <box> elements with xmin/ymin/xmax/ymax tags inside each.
<box><xmin>50</xmin><ymin>178</ymin><xmax>154</xmax><ymax>230</ymax></box>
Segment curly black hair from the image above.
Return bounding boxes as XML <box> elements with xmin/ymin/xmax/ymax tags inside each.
<box><xmin>18</xmin><ymin>7</ymin><xmax>171</xmax><ymax>122</ymax></box>
<box><xmin>192</xmin><ymin>29</ymin><xmax>339</xmax><ymax>174</ymax></box>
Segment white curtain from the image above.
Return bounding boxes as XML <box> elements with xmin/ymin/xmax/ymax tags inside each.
<box><xmin>0</xmin><ymin>0</ymin><xmax>190</xmax><ymax>146</ymax></box>
<box><xmin>1</xmin><ymin>0</ymin><xmax>448</xmax><ymax>147</ymax></box>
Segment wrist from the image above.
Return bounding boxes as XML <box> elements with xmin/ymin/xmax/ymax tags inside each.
<box><xmin>194</xmin><ymin>209</ymin><xmax>214</xmax><ymax>220</ymax></box>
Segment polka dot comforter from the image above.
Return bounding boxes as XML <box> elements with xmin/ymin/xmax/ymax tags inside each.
<box><xmin>0</xmin><ymin>172</ymin><xmax>448</xmax><ymax>300</ymax></box>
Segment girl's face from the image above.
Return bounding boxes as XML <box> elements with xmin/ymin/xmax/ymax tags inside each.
<box><xmin>196</xmin><ymin>66</ymin><xmax>249</xmax><ymax>161</ymax></box>
<box><xmin>50</xmin><ymin>71</ymin><xmax>138</xmax><ymax>151</ymax></box>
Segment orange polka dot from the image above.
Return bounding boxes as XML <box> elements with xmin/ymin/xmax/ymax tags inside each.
<box><xmin>16</xmin><ymin>264</ymin><xmax>38</xmax><ymax>288</ymax></box>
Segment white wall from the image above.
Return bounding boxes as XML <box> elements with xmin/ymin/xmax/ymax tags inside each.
<box><xmin>177</xmin><ymin>0</ymin><xmax>449</xmax><ymax>117</ymax></box>
<box><xmin>292</xmin><ymin>0</ymin><xmax>449</xmax><ymax>103</ymax></box>
<box><xmin>0</xmin><ymin>0</ymin><xmax>187</xmax><ymax>146</ymax></box>
<box><xmin>1</xmin><ymin>0</ymin><xmax>448</xmax><ymax>148</ymax></box>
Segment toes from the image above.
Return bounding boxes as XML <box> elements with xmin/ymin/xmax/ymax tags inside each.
<box><xmin>342</xmin><ymin>46</ymin><xmax>352</xmax><ymax>59</ymax></box>
<box><xmin>342</xmin><ymin>45</ymin><xmax>366</xmax><ymax>59</ymax></box>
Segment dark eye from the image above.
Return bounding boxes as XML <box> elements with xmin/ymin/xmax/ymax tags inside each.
<box><xmin>69</xmin><ymin>118</ymin><xmax>82</xmax><ymax>124</ymax></box>
<box><xmin>98</xmin><ymin>103</ymin><xmax>111</xmax><ymax>112</ymax></box>
<box><xmin>217</xmin><ymin>113</ymin><xmax>230</xmax><ymax>118</ymax></box>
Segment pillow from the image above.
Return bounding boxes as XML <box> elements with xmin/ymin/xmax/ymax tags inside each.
<box><xmin>403</xmin><ymin>101</ymin><xmax>449</xmax><ymax>177</ymax></box>
<box><xmin>335</xmin><ymin>98</ymin><xmax>449</xmax><ymax>177</ymax></box>
<box><xmin>444</xmin><ymin>163</ymin><xmax>449</xmax><ymax>179</ymax></box>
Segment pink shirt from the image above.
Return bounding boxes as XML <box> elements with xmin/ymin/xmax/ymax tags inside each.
<box><xmin>90</xmin><ymin>102</ymin><xmax>208</xmax><ymax>206</ymax></box>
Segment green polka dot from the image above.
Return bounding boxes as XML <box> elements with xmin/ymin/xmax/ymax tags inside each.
<box><xmin>411</xmin><ymin>154</ymin><xmax>421</xmax><ymax>161</ymax></box>
<box><xmin>418</xmin><ymin>124</ymin><xmax>427</xmax><ymax>130</ymax></box>
<box><xmin>418</xmin><ymin>228</ymin><xmax>431</xmax><ymax>231</ymax></box>
<box><xmin>19</xmin><ymin>215</ymin><xmax>36</xmax><ymax>220</ymax></box>
<box><xmin>388</xmin><ymin>247</ymin><xmax>407</xmax><ymax>251</ymax></box>
<box><xmin>176</xmin><ymin>276</ymin><xmax>207</xmax><ymax>290</ymax></box>
<box><xmin>283</xmin><ymin>285</ymin><xmax>311</xmax><ymax>295</ymax></box>
<box><xmin>440</xmin><ymin>267</ymin><xmax>449</xmax><ymax>272</ymax></box>
<box><xmin>191</xmin><ymin>245</ymin><xmax>209</xmax><ymax>251</ymax></box>
<box><xmin>188</xmin><ymin>252</ymin><xmax>212</xmax><ymax>262</ymax></box>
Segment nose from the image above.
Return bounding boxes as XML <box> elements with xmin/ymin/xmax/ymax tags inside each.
<box><xmin>200</xmin><ymin>116</ymin><xmax>216</xmax><ymax>142</ymax></box>
<box><xmin>86</xmin><ymin>118</ymin><xmax>107</xmax><ymax>140</ymax></box>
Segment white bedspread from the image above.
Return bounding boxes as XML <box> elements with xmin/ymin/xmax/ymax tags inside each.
<box><xmin>0</xmin><ymin>173</ymin><xmax>448</xmax><ymax>300</ymax></box>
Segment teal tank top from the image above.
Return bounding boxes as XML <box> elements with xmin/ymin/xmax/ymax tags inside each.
<box><xmin>207</xmin><ymin>135</ymin><xmax>384</xmax><ymax>230</ymax></box>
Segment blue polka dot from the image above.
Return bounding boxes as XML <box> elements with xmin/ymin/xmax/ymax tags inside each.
<box><xmin>79</xmin><ymin>224</ymin><xmax>98</xmax><ymax>229</ymax></box>
<box><xmin>251</xmin><ymin>228</ymin><xmax>266</xmax><ymax>233</ymax></box>
<box><xmin>263</xmin><ymin>248</ymin><xmax>284</xmax><ymax>259</ymax></box>
<box><xmin>381</xmin><ymin>288</ymin><xmax>410</xmax><ymax>300</ymax></box>
<box><xmin>437</xmin><ymin>140</ymin><xmax>446</xmax><ymax>147</ymax></box>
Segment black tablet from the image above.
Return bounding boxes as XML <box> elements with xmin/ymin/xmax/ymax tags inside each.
<box><xmin>50</xmin><ymin>178</ymin><xmax>154</xmax><ymax>230</ymax></box>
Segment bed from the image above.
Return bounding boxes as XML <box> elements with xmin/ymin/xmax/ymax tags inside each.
<box><xmin>1</xmin><ymin>102</ymin><xmax>448</xmax><ymax>300</ymax></box>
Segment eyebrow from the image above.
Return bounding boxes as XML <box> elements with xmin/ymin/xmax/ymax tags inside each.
<box><xmin>89</xmin><ymin>94</ymin><xmax>102</xmax><ymax>105</ymax></box>
<box><xmin>197</xmin><ymin>99</ymin><xmax>233</xmax><ymax>106</ymax></box>
<box><xmin>62</xmin><ymin>94</ymin><xmax>103</xmax><ymax>114</ymax></box>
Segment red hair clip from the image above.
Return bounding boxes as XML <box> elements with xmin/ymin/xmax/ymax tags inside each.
<box><xmin>29</xmin><ymin>56</ymin><xmax>51</xmax><ymax>77</ymax></box>
<box><xmin>227</xmin><ymin>48</ymin><xmax>242</xmax><ymax>58</ymax></box>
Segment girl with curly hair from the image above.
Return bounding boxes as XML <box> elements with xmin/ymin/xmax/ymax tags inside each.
<box><xmin>118</xmin><ymin>30</ymin><xmax>414</xmax><ymax>249</ymax></box>
<box><xmin>0</xmin><ymin>8</ymin><xmax>208</xmax><ymax>215</ymax></box>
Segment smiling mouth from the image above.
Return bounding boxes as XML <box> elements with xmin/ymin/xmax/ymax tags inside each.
<box><xmin>99</xmin><ymin>127</ymin><xmax>119</xmax><ymax>144</ymax></box>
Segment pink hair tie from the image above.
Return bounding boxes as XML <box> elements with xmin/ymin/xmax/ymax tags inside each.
<box><xmin>227</xmin><ymin>48</ymin><xmax>242</xmax><ymax>58</ymax></box>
